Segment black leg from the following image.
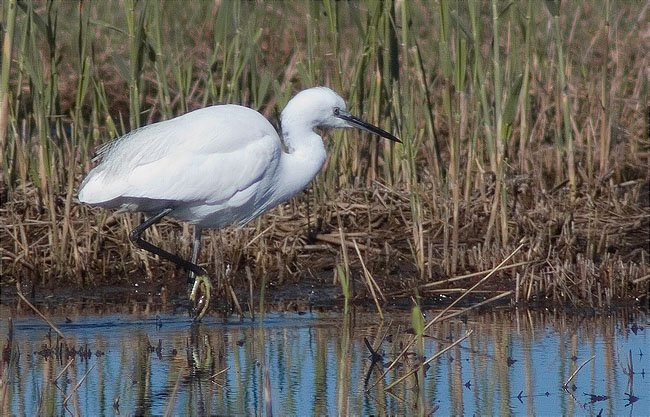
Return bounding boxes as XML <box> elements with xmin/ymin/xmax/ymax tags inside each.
<box><xmin>129</xmin><ymin>208</ymin><xmax>207</xmax><ymax>277</ymax></box>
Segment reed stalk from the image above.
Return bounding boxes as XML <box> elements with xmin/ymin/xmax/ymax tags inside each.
<box><xmin>546</xmin><ymin>0</ymin><xmax>577</xmax><ymax>200</ymax></box>
<box><xmin>487</xmin><ymin>0</ymin><xmax>506</xmax><ymax>246</ymax></box>
<box><xmin>336</xmin><ymin>221</ymin><xmax>352</xmax><ymax>315</ymax></box>
<box><xmin>125</xmin><ymin>0</ymin><xmax>145</xmax><ymax>129</ymax></box>
<box><xmin>518</xmin><ymin>0</ymin><xmax>534</xmax><ymax>172</ymax></box>
<box><xmin>0</xmin><ymin>0</ymin><xmax>17</xmax><ymax>180</ymax></box>
<box><xmin>410</xmin><ymin>303</ymin><xmax>425</xmax><ymax>406</ymax></box>
<box><xmin>150</xmin><ymin>1</ymin><xmax>172</xmax><ymax>119</ymax></box>
<box><xmin>436</xmin><ymin>0</ymin><xmax>455</xmax><ymax>275</ymax></box>
<box><xmin>336</xmin><ymin>313</ymin><xmax>351</xmax><ymax>416</ymax></box>
<box><xmin>598</xmin><ymin>0</ymin><xmax>611</xmax><ymax>179</ymax></box>
<box><xmin>336</xmin><ymin>263</ymin><xmax>350</xmax><ymax>316</ymax></box>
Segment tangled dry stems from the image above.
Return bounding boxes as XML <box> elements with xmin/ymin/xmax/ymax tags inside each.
<box><xmin>2</xmin><ymin>174</ymin><xmax>648</xmax><ymax>309</ymax></box>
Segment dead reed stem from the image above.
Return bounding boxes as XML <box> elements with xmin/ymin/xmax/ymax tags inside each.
<box><xmin>369</xmin><ymin>242</ymin><xmax>524</xmax><ymax>391</ymax></box>
<box><xmin>62</xmin><ymin>361</ymin><xmax>96</xmax><ymax>406</ymax></box>
<box><xmin>385</xmin><ymin>329</ymin><xmax>473</xmax><ymax>391</ymax></box>
<box><xmin>439</xmin><ymin>291</ymin><xmax>513</xmax><ymax>322</ymax></box>
<box><xmin>563</xmin><ymin>355</ymin><xmax>595</xmax><ymax>389</ymax></box>
<box><xmin>353</xmin><ymin>239</ymin><xmax>384</xmax><ymax>320</ymax></box>
<box><xmin>163</xmin><ymin>371</ymin><xmax>182</xmax><ymax>417</ymax></box>
<box><xmin>16</xmin><ymin>282</ymin><xmax>64</xmax><ymax>338</ymax></box>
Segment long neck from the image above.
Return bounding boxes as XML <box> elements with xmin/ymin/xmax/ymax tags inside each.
<box><xmin>274</xmin><ymin>124</ymin><xmax>327</xmax><ymax>203</ymax></box>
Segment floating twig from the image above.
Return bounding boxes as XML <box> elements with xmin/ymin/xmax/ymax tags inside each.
<box><xmin>564</xmin><ymin>355</ymin><xmax>595</xmax><ymax>389</ymax></box>
<box><xmin>63</xmin><ymin>361</ymin><xmax>97</xmax><ymax>406</ymax></box>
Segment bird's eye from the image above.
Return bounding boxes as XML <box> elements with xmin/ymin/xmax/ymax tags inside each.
<box><xmin>333</xmin><ymin>107</ymin><xmax>340</xmax><ymax>116</ymax></box>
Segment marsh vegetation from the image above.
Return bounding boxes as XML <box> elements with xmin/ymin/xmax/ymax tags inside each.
<box><xmin>1</xmin><ymin>0</ymin><xmax>648</xmax><ymax>310</ymax></box>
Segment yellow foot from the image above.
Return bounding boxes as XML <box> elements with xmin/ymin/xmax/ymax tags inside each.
<box><xmin>189</xmin><ymin>274</ymin><xmax>212</xmax><ymax>321</ymax></box>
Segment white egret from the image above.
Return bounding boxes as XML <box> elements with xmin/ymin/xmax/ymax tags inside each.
<box><xmin>78</xmin><ymin>86</ymin><xmax>400</xmax><ymax>320</ymax></box>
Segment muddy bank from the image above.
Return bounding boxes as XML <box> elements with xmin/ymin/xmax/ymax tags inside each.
<box><xmin>1</xmin><ymin>265</ymin><xmax>646</xmax><ymax>319</ymax></box>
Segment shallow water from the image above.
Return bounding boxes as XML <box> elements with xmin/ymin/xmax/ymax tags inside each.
<box><xmin>1</xmin><ymin>308</ymin><xmax>648</xmax><ymax>416</ymax></box>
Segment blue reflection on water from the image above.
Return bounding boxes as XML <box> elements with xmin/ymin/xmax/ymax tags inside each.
<box><xmin>2</xmin><ymin>310</ymin><xmax>648</xmax><ymax>416</ymax></box>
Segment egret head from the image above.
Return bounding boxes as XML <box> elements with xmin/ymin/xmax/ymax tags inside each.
<box><xmin>281</xmin><ymin>87</ymin><xmax>400</xmax><ymax>142</ymax></box>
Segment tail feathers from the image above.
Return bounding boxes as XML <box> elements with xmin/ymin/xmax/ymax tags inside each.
<box><xmin>78</xmin><ymin>172</ymin><xmax>124</xmax><ymax>206</ymax></box>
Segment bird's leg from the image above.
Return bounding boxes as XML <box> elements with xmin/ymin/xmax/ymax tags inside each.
<box><xmin>130</xmin><ymin>210</ymin><xmax>211</xmax><ymax>320</ymax></box>
<box><xmin>129</xmin><ymin>208</ymin><xmax>207</xmax><ymax>277</ymax></box>
<box><xmin>188</xmin><ymin>227</ymin><xmax>212</xmax><ymax>320</ymax></box>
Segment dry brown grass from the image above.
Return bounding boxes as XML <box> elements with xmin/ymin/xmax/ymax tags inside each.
<box><xmin>2</xmin><ymin>176</ymin><xmax>647</xmax><ymax>309</ymax></box>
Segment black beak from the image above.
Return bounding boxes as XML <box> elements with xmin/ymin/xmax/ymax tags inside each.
<box><xmin>336</xmin><ymin>110</ymin><xmax>401</xmax><ymax>143</ymax></box>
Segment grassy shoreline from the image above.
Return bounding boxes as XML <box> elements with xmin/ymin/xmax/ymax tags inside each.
<box><xmin>1</xmin><ymin>1</ymin><xmax>648</xmax><ymax>311</ymax></box>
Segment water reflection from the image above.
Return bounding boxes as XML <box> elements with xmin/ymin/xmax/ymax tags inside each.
<box><xmin>1</xmin><ymin>308</ymin><xmax>647</xmax><ymax>416</ymax></box>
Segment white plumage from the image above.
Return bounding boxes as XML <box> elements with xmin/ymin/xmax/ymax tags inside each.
<box><xmin>79</xmin><ymin>104</ymin><xmax>285</xmax><ymax>228</ymax></box>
